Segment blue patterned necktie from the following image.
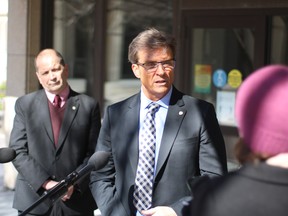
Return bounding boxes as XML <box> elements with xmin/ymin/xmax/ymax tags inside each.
<box><xmin>133</xmin><ymin>103</ymin><xmax>160</xmax><ymax>211</ymax></box>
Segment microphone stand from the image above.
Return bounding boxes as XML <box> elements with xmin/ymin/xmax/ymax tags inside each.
<box><xmin>19</xmin><ymin>151</ymin><xmax>109</xmax><ymax>216</ymax></box>
<box><xmin>19</xmin><ymin>171</ymin><xmax>79</xmax><ymax>216</ymax></box>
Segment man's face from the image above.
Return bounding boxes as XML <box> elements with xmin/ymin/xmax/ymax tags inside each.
<box><xmin>35</xmin><ymin>51</ymin><xmax>68</xmax><ymax>94</ymax></box>
<box><xmin>132</xmin><ymin>47</ymin><xmax>175</xmax><ymax>101</ymax></box>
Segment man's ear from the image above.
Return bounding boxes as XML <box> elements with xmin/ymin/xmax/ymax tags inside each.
<box><xmin>35</xmin><ymin>72</ymin><xmax>42</xmax><ymax>85</ymax></box>
<box><xmin>64</xmin><ymin>64</ymin><xmax>69</xmax><ymax>76</ymax></box>
<box><xmin>132</xmin><ymin>64</ymin><xmax>140</xmax><ymax>79</ymax></box>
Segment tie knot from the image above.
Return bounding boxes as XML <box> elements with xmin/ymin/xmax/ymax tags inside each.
<box><xmin>147</xmin><ymin>103</ymin><xmax>159</xmax><ymax>115</ymax></box>
<box><xmin>54</xmin><ymin>95</ymin><xmax>61</xmax><ymax>108</ymax></box>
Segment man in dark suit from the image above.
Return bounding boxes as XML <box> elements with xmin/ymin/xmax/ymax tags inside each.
<box><xmin>90</xmin><ymin>28</ymin><xmax>227</xmax><ymax>216</ymax></box>
<box><xmin>9</xmin><ymin>49</ymin><xmax>101</xmax><ymax>216</ymax></box>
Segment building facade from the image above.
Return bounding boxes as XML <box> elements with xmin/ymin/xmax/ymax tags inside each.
<box><xmin>5</xmin><ymin>0</ymin><xmax>288</xmax><ymax>167</ymax></box>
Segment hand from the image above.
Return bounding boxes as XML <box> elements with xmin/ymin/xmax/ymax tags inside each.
<box><xmin>42</xmin><ymin>180</ymin><xmax>59</xmax><ymax>190</ymax></box>
<box><xmin>61</xmin><ymin>185</ymin><xmax>74</xmax><ymax>201</ymax></box>
<box><xmin>141</xmin><ymin>206</ymin><xmax>177</xmax><ymax>216</ymax></box>
<box><xmin>42</xmin><ymin>180</ymin><xmax>74</xmax><ymax>202</ymax></box>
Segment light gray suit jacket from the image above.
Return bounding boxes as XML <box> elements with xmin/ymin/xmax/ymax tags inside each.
<box><xmin>9</xmin><ymin>88</ymin><xmax>101</xmax><ymax>214</ymax></box>
<box><xmin>90</xmin><ymin>86</ymin><xmax>227</xmax><ymax>216</ymax></box>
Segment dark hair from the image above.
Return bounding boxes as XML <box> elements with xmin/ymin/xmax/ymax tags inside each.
<box><xmin>234</xmin><ymin>138</ymin><xmax>270</xmax><ymax>164</ymax></box>
<box><xmin>54</xmin><ymin>50</ymin><xmax>66</xmax><ymax>66</ymax></box>
<box><xmin>128</xmin><ymin>28</ymin><xmax>176</xmax><ymax>64</ymax></box>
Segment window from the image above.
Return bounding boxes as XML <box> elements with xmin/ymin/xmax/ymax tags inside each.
<box><xmin>179</xmin><ymin>12</ymin><xmax>267</xmax><ymax>166</ymax></box>
<box><xmin>104</xmin><ymin>0</ymin><xmax>173</xmax><ymax>106</ymax></box>
<box><xmin>53</xmin><ymin>0</ymin><xmax>96</xmax><ymax>94</ymax></box>
<box><xmin>270</xmin><ymin>16</ymin><xmax>288</xmax><ymax>64</ymax></box>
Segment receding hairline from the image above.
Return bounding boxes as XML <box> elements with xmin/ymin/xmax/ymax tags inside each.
<box><xmin>34</xmin><ymin>49</ymin><xmax>65</xmax><ymax>71</ymax></box>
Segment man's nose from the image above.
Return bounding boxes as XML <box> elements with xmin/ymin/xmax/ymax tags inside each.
<box><xmin>49</xmin><ymin>71</ymin><xmax>56</xmax><ymax>79</ymax></box>
<box><xmin>155</xmin><ymin>63</ymin><xmax>165</xmax><ymax>74</ymax></box>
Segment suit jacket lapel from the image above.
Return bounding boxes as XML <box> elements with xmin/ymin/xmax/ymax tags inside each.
<box><xmin>57</xmin><ymin>91</ymin><xmax>79</xmax><ymax>149</ymax></box>
<box><xmin>126</xmin><ymin>94</ymin><xmax>141</xmax><ymax>175</ymax></box>
<box><xmin>38</xmin><ymin>90</ymin><xmax>54</xmax><ymax>145</ymax></box>
<box><xmin>155</xmin><ymin>88</ymin><xmax>187</xmax><ymax>176</ymax></box>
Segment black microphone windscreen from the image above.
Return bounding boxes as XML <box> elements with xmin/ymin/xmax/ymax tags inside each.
<box><xmin>88</xmin><ymin>151</ymin><xmax>110</xmax><ymax>171</ymax></box>
<box><xmin>0</xmin><ymin>147</ymin><xmax>16</xmax><ymax>163</ymax></box>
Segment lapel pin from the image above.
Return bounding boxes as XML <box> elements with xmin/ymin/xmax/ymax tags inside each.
<box><xmin>179</xmin><ymin>111</ymin><xmax>184</xmax><ymax>115</ymax></box>
<box><xmin>72</xmin><ymin>106</ymin><xmax>76</xmax><ymax>110</ymax></box>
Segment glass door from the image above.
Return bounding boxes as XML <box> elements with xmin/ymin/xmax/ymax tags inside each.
<box><xmin>178</xmin><ymin>13</ymin><xmax>267</xmax><ymax>166</ymax></box>
<box><xmin>190</xmin><ymin>27</ymin><xmax>254</xmax><ymax>126</ymax></box>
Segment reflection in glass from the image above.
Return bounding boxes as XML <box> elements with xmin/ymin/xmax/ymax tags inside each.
<box><xmin>270</xmin><ymin>16</ymin><xmax>288</xmax><ymax>64</ymax></box>
<box><xmin>53</xmin><ymin>0</ymin><xmax>96</xmax><ymax>94</ymax></box>
<box><xmin>190</xmin><ymin>28</ymin><xmax>255</xmax><ymax>107</ymax></box>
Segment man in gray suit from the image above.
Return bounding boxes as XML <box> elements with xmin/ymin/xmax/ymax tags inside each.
<box><xmin>90</xmin><ymin>28</ymin><xmax>227</xmax><ymax>216</ymax></box>
<box><xmin>9</xmin><ymin>49</ymin><xmax>101</xmax><ymax>216</ymax></box>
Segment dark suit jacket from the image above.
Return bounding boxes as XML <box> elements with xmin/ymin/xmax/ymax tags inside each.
<box><xmin>190</xmin><ymin>163</ymin><xmax>288</xmax><ymax>216</ymax></box>
<box><xmin>9</xmin><ymin>88</ymin><xmax>101</xmax><ymax>215</ymax></box>
<box><xmin>90</xmin><ymin>87</ymin><xmax>227</xmax><ymax>216</ymax></box>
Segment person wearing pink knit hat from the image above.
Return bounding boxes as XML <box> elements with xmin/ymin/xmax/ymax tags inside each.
<box><xmin>189</xmin><ymin>65</ymin><xmax>288</xmax><ymax>216</ymax></box>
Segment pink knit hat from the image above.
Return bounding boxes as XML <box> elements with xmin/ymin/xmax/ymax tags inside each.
<box><xmin>235</xmin><ymin>65</ymin><xmax>288</xmax><ymax>156</ymax></box>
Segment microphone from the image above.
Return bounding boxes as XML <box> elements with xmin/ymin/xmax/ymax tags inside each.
<box><xmin>19</xmin><ymin>151</ymin><xmax>110</xmax><ymax>216</ymax></box>
<box><xmin>46</xmin><ymin>151</ymin><xmax>110</xmax><ymax>202</ymax></box>
<box><xmin>74</xmin><ymin>150</ymin><xmax>110</xmax><ymax>180</ymax></box>
<box><xmin>62</xmin><ymin>150</ymin><xmax>110</xmax><ymax>186</ymax></box>
<box><xmin>0</xmin><ymin>147</ymin><xmax>16</xmax><ymax>163</ymax></box>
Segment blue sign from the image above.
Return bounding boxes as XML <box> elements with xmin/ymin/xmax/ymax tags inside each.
<box><xmin>213</xmin><ymin>69</ymin><xmax>227</xmax><ymax>88</ymax></box>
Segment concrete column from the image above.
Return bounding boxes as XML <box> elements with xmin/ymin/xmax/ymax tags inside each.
<box><xmin>4</xmin><ymin>0</ymin><xmax>41</xmax><ymax>189</ymax></box>
<box><xmin>106</xmin><ymin>0</ymin><xmax>125</xmax><ymax>81</ymax></box>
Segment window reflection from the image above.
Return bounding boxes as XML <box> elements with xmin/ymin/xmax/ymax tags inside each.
<box><xmin>53</xmin><ymin>0</ymin><xmax>96</xmax><ymax>94</ymax></box>
<box><xmin>190</xmin><ymin>28</ymin><xmax>255</xmax><ymax>126</ymax></box>
<box><xmin>190</xmin><ymin>28</ymin><xmax>255</xmax><ymax>104</ymax></box>
<box><xmin>271</xmin><ymin>16</ymin><xmax>288</xmax><ymax>64</ymax></box>
<box><xmin>105</xmin><ymin>0</ymin><xmax>173</xmax><ymax>106</ymax></box>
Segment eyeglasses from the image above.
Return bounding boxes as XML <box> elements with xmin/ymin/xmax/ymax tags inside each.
<box><xmin>136</xmin><ymin>59</ymin><xmax>176</xmax><ymax>73</ymax></box>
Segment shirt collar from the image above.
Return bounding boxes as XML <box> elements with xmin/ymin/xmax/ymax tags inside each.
<box><xmin>45</xmin><ymin>85</ymin><xmax>70</xmax><ymax>103</ymax></box>
<box><xmin>140</xmin><ymin>87</ymin><xmax>172</xmax><ymax>110</ymax></box>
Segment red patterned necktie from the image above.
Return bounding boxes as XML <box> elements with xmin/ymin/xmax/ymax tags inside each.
<box><xmin>54</xmin><ymin>95</ymin><xmax>61</xmax><ymax>108</ymax></box>
<box><xmin>52</xmin><ymin>94</ymin><xmax>62</xmax><ymax>146</ymax></box>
